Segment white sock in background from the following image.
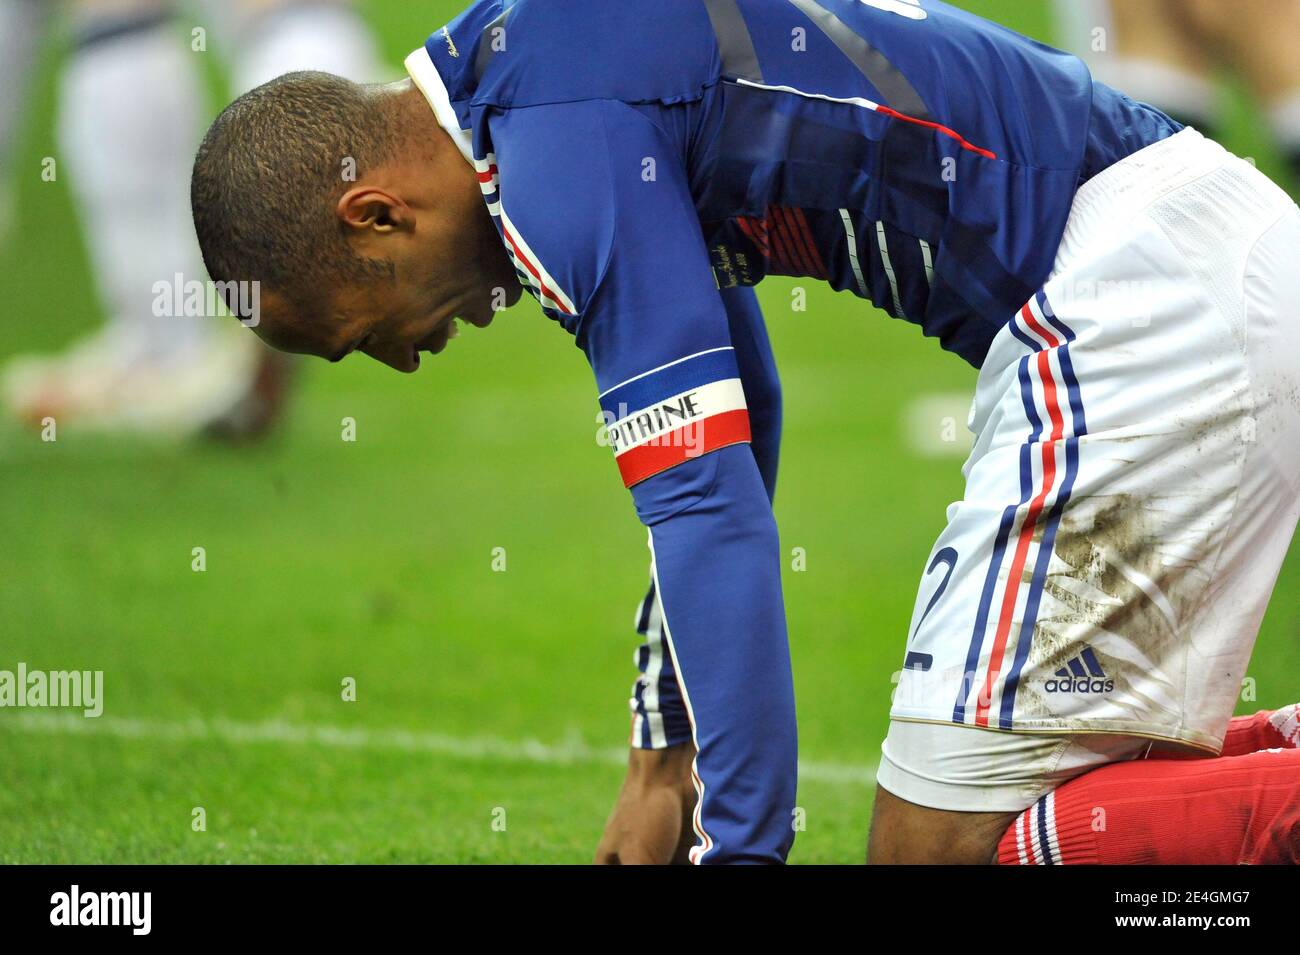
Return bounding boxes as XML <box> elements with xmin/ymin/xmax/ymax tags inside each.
<box><xmin>226</xmin><ymin>0</ymin><xmax>386</xmax><ymax>93</ymax></box>
<box><xmin>57</xmin><ymin>7</ymin><xmax>213</xmax><ymax>361</ymax></box>
<box><xmin>0</xmin><ymin>0</ymin><xmax>50</xmax><ymax>239</ymax></box>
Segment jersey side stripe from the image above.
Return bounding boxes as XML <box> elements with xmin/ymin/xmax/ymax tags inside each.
<box><xmin>839</xmin><ymin>210</ymin><xmax>869</xmax><ymax>296</ymax></box>
<box><xmin>875</xmin><ymin>221</ymin><xmax>901</xmax><ymax>317</ymax></box>
<box><xmin>643</xmin><ymin>591</ymin><xmax>667</xmax><ymax>748</ymax></box>
<box><xmin>730</xmin><ymin>77</ymin><xmax>997</xmax><ymax>159</ymax></box>
<box><xmin>497</xmin><ymin>204</ymin><xmax>577</xmax><ymax>315</ymax></box>
<box><xmin>647</xmin><ymin>534</ymin><xmax>716</xmax><ymax>864</ymax></box>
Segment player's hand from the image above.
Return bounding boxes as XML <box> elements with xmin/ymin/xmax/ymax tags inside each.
<box><xmin>594</xmin><ymin>743</ymin><xmax>698</xmax><ymax>865</ymax></box>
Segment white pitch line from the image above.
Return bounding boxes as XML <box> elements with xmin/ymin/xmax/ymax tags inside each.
<box><xmin>0</xmin><ymin>712</ymin><xmax>877</xmax><ymax>787</ymax></box>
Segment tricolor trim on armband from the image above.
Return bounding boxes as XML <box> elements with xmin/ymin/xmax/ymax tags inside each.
<box><xmin>599</xmin><ymin>348</ymin><xmax>751</xmax><ymax>488</ymax></box>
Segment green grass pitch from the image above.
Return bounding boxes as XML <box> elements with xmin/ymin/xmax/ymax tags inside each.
<box><xmin>0</xmin><ymin>0</ymin><xmax>1295</xmax><ymax>863</ymax></box>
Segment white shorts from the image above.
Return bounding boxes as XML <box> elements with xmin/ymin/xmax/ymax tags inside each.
<box><xmin>882</xmin><ymin>129</ymin><xmax>1300</xmax><ymax>811</ymax></box>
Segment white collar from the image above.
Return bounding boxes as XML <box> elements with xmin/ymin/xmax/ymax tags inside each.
<box><xmin>404</xmin><ymin>46</ymin><xmax>475</xmax><ymax>168</ymax></box>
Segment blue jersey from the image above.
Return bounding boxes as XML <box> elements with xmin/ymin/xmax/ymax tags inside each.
<box><xmin>404</xmin><ymin>0</ymin><xmax>1179</xmax><ymax>863</ymax></box>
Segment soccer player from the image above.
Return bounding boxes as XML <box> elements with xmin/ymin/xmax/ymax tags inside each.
<box><xmin>189</xmin><ymin>0</ymin><xmax>1300</xmax><ymax>864</ymax></box>
<box><xmin>1054</xmin><ymin>0</ymin><xmax>1300</xmax><ymax>187</ymax></box>
<box><xmin>0</xmin><ymin>0</ymin><xmax>383</xmax><ymax>435</ymax></box>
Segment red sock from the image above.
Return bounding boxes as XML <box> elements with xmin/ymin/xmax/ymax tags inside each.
<box><xmin>1149</xmin><ymin>704</ymin><xmax>1300</xmax><ymax>760</ymax></box>
<box><xmin>999</xmin><ymin>746</ymin><xmax>1300</xmax><ymax>864</ymax></box>
<box><xmin>1221</xmin><ymin>705</ymin><xmax>1299</xmax><ymax>755</ymax></box>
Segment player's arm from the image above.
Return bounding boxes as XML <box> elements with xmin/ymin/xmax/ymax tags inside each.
<box><xmin>491</xmin><ymin>98</ymin><xmax>797</xmax><ymax>863</ymax></box>
<box><xmin>602</xmin><ymin>283</ymin><xmax>784</xmax><ymax>864</ymax></box>
<box><xmin>723</xmin><ymin>284</ymin><xmax>782</xmax><ymax>501</ymax></box>
<box><xmin>624</xmin><ymin>284</ymin><xmax>781</xmax><ymax>747</ymax></box>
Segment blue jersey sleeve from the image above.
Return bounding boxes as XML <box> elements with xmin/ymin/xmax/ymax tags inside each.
<box><xmin>489</xmin><ymin>97</ymin><xmax>797</xmax><ymax>863</ymax></box>
<box><xmin>721</xmin><ymin>284</ymin><xmax>782</xmax><ymax>502</ymax></box>
<box><xmin>628</xmin><ymin>284</ymin><xmax>782</xmax><ymax>756</ymax></box>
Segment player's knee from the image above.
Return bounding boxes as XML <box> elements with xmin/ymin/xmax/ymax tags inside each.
<box><xmin>867</xmin><ymin>784</ymin><xmax>1014</xmax><ymax>864</ymax></box>
<box><xmin>1179</xmin><ymin>0</ymin><xmax>1239</xmax><ymax>37</ymax></box>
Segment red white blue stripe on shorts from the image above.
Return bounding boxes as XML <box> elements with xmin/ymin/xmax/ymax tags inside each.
<box><xmin>953</xmin><ymin>291</ymin><xmax>1088</xmax><ymax>729</ymax></box>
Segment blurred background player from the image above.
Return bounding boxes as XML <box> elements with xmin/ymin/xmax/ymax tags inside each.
<box><xmin>0</xmin><ymin>0</ymin><xmax>385</xmax><ymax>436</ymax></box>
<box><xmin>1055</xmin><ymin>0</ymin><xmax>1300</xmax><ymax>191</ymax></box>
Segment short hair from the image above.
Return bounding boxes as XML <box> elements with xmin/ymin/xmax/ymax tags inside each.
<box><xmin>191</xmin><ymin>71</ymin><xmax>394</xmax><ymax>319</ymax></box>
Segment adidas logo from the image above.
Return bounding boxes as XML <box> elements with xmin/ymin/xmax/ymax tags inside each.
<box><xmin>1044</xmin><ymin>647</ymin><xmax>1114</xmax><ymax>694</ymax></box>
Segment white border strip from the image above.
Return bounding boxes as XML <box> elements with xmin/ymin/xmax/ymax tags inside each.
<box><xmin>733</xmin><ymin>76</ymin><xmax>881</xmax><ymax>112</ymax></box>
<box><xmin>404</xmin><ymin>47</ymin><xmax>475</xmax><ymax>167</ymax></box>
<box><xmin>598</xmin><ymin>347</ymin><xmax>735</xmax><ymax>400</ymax></box>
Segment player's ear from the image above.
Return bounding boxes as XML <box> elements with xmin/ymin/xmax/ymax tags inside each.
<box><xmin>336</xmin><ymin>186</ymin><xmax>413</xmax><ymax>234</ymax></box>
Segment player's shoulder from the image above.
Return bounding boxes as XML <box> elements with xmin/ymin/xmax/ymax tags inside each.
<box><xmin>445</xmin><ymin>0</ymin><xmax>721</xmax><ymax>111</ymax></box>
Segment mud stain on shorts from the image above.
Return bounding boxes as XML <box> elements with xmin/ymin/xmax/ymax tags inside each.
<box><xmin>1011</xmin><ymin>492</ymin><xmax>1219</xmax><ymax>725</ymax></box>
